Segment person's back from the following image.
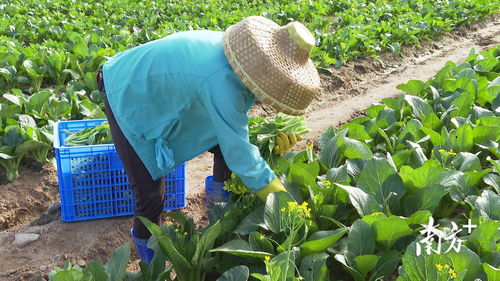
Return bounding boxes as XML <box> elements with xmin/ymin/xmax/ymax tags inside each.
<box><xmin>103</xmin><ymin>30</ymin><xmax>228</xmax><ymax>100</ymax></box>
<box><xmin>102</xmin><ymin>30</ymin><xmax>257</xmax><ymax>179</ymax></box>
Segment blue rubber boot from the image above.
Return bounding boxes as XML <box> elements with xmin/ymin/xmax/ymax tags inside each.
<box><xmin>205</xmin><ymin>176</ymin><xmax>230</xmax><ymax>205</ymax></box>
<box><xmin>130</xmin><ymin>228</ymin><xmax>154</xmax><ymax>264</ymax></box>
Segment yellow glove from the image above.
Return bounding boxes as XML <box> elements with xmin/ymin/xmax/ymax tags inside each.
<box><xmin>255</xmin><ymin>178</ymin><xmax>286</xmax><ymax>201</ymax></box>
<box><xmin>273</xmin><ymin>132</ymin><xmax>302</xmax><ymax>155</ymax></box>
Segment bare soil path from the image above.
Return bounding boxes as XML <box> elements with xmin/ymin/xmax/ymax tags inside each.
<box><xmin>0</xmin><ymin>15</ymin><xmax>498</xmax><ymax>281</ymax></box>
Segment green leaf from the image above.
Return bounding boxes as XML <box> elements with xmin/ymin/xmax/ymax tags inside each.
<box><xmin>210</xmin><ymin>239</ymin><xmax>273</xmax><ymax>258</ymax></box>
<box><xmin>338</xmin><ymin>135</ymin><xmax>373</xmax><ymax>159</ymax></box>
<box><xmin>404</xmin><ymin>95</ymin><xmax>434</xmax><ymax>120</ymax></box>
<box><xmin>422</xmin><ymin>113</ymin><xmax>442</xmax><ymax>131</ymax></box>
<box><xmin>406</xmin><ymin>210</ymin><xmax>433</xmax><ymax>225</ymax></box>
<box><xmin>474</xmin><ymin>57</ymin><xmax>497</xmax><ymax>72</ymax></box>
<box><xmin>249</xmin><ymin>232</ymin><xmax>274</xmax><ymax>254</ymax></box>
<box><xmin>347</xmin><ymin>219</ymin><xmax>375</xmax><ymax>257</ymax></box>
<box><xmin>421</xmin><ymin>127</ymin><xmax>445</xmax><ymax>146</ymax></box>
<box><xmin>365</xmin><ymin>104</ymin><xmax>385</xmax><ymax>118</ymax></box>
<box><xmin>484</xmin><ymin>173</ymin><xmax>500</xmax><ymax>194</ymax></box>
<box><xmin>299</xmin><ymin>253</ymin><xmax>329</xmax><ymax>281</ymax></box>
<box><xmin>165</xmin><ymin>211</ymin><xmax>189</xmax><ymax>227</ymax></box>
<box><xmin>469</xmin><ymin>220</ymin><xmax>500</xmax><ymax>256</ymax></box>
<box><xmin>397</xmin><ymin>240</ymin><xmax>453</xmax><ymax>281</ymax></box>
<box><xmin>342</xmin><ymin>123</ymin><xmax>372</xmax><ymax>141</ymax></box>
<box><xmin>288</xmin><ymin>162</ymin><xmax>319</xmax><ymax>191</ymax></box>
<box><xmin>446</xmin><ymin>244</ymin><xmax>484</xmax><ymax>281</ymax></box>
<box><xmin>353</xmin><ymin>255</ymin><xmax>380</xmax><ymax>276</ymax></box>
<box><xmin>474</xmin><ymin>190</ymin><xmax>500</xmax><ymax>220</ymax></box>
<box><xmin>192</xmin><ymin>221</ymin><xmax>221</xmax><ymax>265</ymax></box>
<box><xmin>357</xmin><ymin>158</ymin><xmax>405</xmax><ymax>214</ymax></box>
<box><xmin>73</xmin><ymin>36</ymin><xmax>89</xmax><ymax>57</ymax></box>
<box><xmin>3</xmin><ymin>93</ymin><xmax>23</xmax><ymax>106</ymax></box>
<box><xmin>371</xmin><ymin>250</ymin><xmax>400</xmax><ymax>281</ymax></box>
<box><xmin>326</xmin><ymin>165</ymin><xmax>349</xmax><ymax>184</ymax></box>
<box><xmin>372</xmin><ymin>216</ymin><xmax>412</xmax><ymax>249</ymax></box>
<box><xmin>234</xmin><ymin>206</ymin><xmax>265</xmax><ymax>236</ymax></box>
<box><xmin>104</xmin><ymin>243</ymin><xmax>130</xmax><ymax>281</ymax></box>
<box><xmin>300</xmin><ymin>228</ymin><xmax>348</xmax><ymax>256</ymax></box>
<box><xmin>399</xmin><ymin>160</ymin><xmax>443</xmax><ymax>194</ymax></box>
<box><xmin>217</xmin><ymin>265</ymin><xmax>249</xmax><ymax>281</ymax></box>
<box><xmin>346</xmin><ymin>158</ymin><xmax>368</xmax><ymax>179</ymax></box>
<box><xmin>472</xmin><ymin>125</ymin><xmax>500</xmax><ymax>145</ymax></box>
<box><xmin>402</xmin><ymin>184</ymin><xmax>448</xmax><ymax>215</ymax></box>
<box><xmin>140</xmin><ymin>217</ymin><xmax>193</xmax><ymax>275</ymax></box>
<box><xmin>270</xmin><ymin>249</ymin><xmax>299</xmax><ymax>279</ymax></box>
<box><xmin>338</xmin><ymin>184</ymin><xmax>383</xmax><ymax>217</ymax></box>
<box><xmin>319</xmin><ymin>129</ymin><xmax>347</xmax><ymax>168</ymax></box>
<box><xmin>397</xmin><ymin>80</ymin><xmax>429</xmax><ymax>96</ymax></box>
<box><xmin>493</xmin><ymin>93</ymin><xmax>500</xmax><ymax>114</ymax></box>
<box><xmin>334</xmin><ymin>254</ymin><xmax>365</xmax><ymax>281</ymax></box>
<box><xmin>250</xmin><ymin>273</ymin><xmax>271</xmax><ymax>281</ymax></box>
<box><xmin>264</xmin><ymin>191</ymin><xmax>295</xmax><ymax>233</ymax></box>
<box><xmin>438</xmin><ymin>169</ymin><xmax>477</xmax><ymax>204</ymax></box>
<box><xmin>392</xmin><ymin>149</ymin><xmax>414</xmax><ymax>170</ymax></box>
<box><xmin>451</xmin><ymin>153</ymin><xmax>481</xmax><ymax>172</ymax></box>
<box><xmin>362</xmin><ymin>212</ymin><xmax>388</xmax><ymax>225</ymax></box>
<box><xmin>85</xmin><ymin>261</ymin><xmax>109</xmax><ymax>281</ymax></box>
<box><xmin>407</xmin><ymin>141</ymin><xmax>428</xmax><ymax>168</ymax></box>
<box><xmin>483</xmin><ymin>264</ymin><xmax>500</xmax><ymax>281</ymax></box>
<box><xmin>450</xmin><ymin>124</ymin><xmax>474</xmax><ymax>153</ymax></box>
<box><xmin>51</xmin><ymin>268</ymin><xmax>86</xmax><ymax>281</ymax></box>
<box><xmin>451</xmin><ymin>83</ymin><xmax>475</xmax><ymax>117</ymax></box>
<box><xmin>27</xmin><ymin>90</ymin><xmax>52</xmax><ymax>113</ymax></box>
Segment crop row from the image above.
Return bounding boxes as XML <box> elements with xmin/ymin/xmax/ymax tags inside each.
<box><xmin>49</xmin><ymin>45</ymin><xmax>500</xmax><ymax>281</ymax></box>
<box><xmin>0</xmin><ymin>0</ymin><xmax>498</xmax><ymax>182</ymax></box>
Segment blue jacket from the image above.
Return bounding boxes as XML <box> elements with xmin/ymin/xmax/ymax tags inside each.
<box><xmin>102</xmin><ymin>30</ymin><xmax>275</xmax><ymax>191</ymax></box>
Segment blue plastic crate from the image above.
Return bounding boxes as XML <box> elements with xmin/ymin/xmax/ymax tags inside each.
<box><xmin>54</xmin><ymin>119</ymin><xmax>186</xmax><ymax>222</ymax></box>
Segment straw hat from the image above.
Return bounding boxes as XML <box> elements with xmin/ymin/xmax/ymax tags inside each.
<box><xmin>222</xmin><ymin>16</ymin><xmax>321</xmax><ymax>116</ymax></box>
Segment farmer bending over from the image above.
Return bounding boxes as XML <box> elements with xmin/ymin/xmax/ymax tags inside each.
<box><xmin>96</xmin><ymin>16</ymin><xmax>320</xmax><ymax>263</ymax></box>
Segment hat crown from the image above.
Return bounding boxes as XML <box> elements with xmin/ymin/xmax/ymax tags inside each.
<box><xmin>286</xmin><ymin>22</ymin><xmax>315</xmax><ymax>53</ymax></box>
<box><xmin>274</xmin><ymin>22</ymin><xmax>315</xmax><ymax>65</ymax></box>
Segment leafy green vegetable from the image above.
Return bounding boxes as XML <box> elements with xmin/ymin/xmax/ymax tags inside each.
<box><xmin>64</xmin><ymin>122</ymin><xmax>112</xmax><ymax>146</ymax></box>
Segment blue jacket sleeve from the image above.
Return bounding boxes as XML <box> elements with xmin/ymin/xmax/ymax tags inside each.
<box><xmin>201</xmin><ymin>74</ymin><xmax>275</xmax><ymax>192</ymax></box>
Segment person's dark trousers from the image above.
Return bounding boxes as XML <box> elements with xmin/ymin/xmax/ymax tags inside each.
<box><xmin>98</xmin><ymin>68</ymin><xmax>165</xmax><ymax>240</ymax></box>
<box><xmin>209</xmin><ymin>145</ymin><xmax>231</xmax><ymax>182</ymax></box>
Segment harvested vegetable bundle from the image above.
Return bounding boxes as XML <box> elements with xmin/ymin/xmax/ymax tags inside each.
<box><xmin>64</xmin><ymin>122</ymin><xmax>113</xmax><ymax>146</ymax></box>
<box><xmin>249</xmin><ymin>114</ymin><xmax>309</xmax><ymax>163</ymax></box>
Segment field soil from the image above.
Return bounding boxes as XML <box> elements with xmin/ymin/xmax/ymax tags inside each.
<box><xmin>0</xmin><ymin>15</ymin><xmax>498</xmax><ymax>281</ymax></box>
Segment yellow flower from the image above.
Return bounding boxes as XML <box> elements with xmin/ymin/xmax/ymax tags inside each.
<box><xmin>438</xmin><ymin>149</ymin><xmax>446</xmax><ymax>153</ymax></box>
<box><xmin>436</xmin><ymin>264</ymin><xmax>443</xmax><ymax>271</ymax></box>
<box><xmin>321</xmin><ymin>180</ymin><xmax>332</xmax><ymax>188</ymax></box>
<box><xmin>298</xmin><ymin>202</ymin><xmax>312</xmax><ymax>218</ymax></box>
<box><xmin>448</xmin><ymin>151</ymin><xmax>457</xmax><ymax>155</ymax></box>
<box><xmin>448</xmin><ymin>268</ymin><xmax>457</xmax><ymax>278</ymax></box>
<box><xmin>264</xmin><ymin>256</ymin><xmax>271</xmax><ymax>261</ymax></box>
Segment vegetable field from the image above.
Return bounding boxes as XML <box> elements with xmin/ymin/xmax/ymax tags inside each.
<box><xmin>0</xmin><ymin>0</ymin><xmax>499</xmax><ymax>280</ymax></box>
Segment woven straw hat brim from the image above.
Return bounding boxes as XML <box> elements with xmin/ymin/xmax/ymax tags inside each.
<box><xmin>222</xmin><ymin>16</ymin><xmax>321</xmax><ymax>116</ymax></box>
